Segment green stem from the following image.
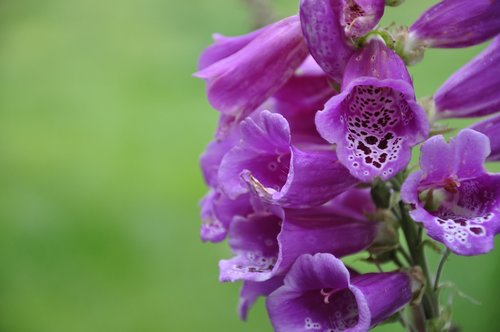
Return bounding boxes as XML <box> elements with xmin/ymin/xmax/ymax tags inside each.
<box><xmin>433</xmin><ymin>249</ymin><xmax>450</xmax><ymax>291</ymax></box>
<box><xmin>398</xmin><ymin>202</ymin><xmax>439</xmax><ymax>321</ymax></box>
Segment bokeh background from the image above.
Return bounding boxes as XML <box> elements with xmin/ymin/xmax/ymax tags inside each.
<box><xmin>0</xmin><ymin>0</ymin><xmax>498</xmax><ymax>331</ymax></box>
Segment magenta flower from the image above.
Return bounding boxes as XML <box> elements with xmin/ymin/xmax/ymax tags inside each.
<box><xmin>219</xmin><ymin>110</ymin><xmax>358</xmax><ymax>208</ymax></box>
<box><xmin>219</xmin><ymin>188</ymin><xmax>377</xmax><ymax>283</ymax></box>
<box><xmin>470</xmin><ymin>114</ymin><xmax>500</xmax><ymax>162</ymax></box>
<box><xmin>409</xmin><ymin>0</ymin><xmax>500</xmax><ymax>48</ymax></box>
<box><xmin>195</xmin><ymin>15</ymin><xmax>308</xmax><ymax>130</ymax></box>
<box><xmin>266</xmin><ymin>253</ymin><xmax>412</xmax><ymax>332</ymax></box>
<box><xmin>272</xmin><ymin>56</ymin><xmax>337</xmax><ymax>144</ymax></box>
<box><xmin>299</xmin><ymin>0</ymin><xmax>384</xmax><ymax>82</ymax></box>
<box><xmin>402</xmin><ymin>129</ymin><xmax>500</xmax><ymax>255</ymax></box>
<box><xmin>434</xmin><ymin>36</ymin><xmax>500</xmax><ymax>119</ymax></box>
<box><xmin>199</xmin><ymin>190</ymin><xmax>253</xmax><ymax>243</ymax></box>
<box><xmin>316</xmin><ymin>38</ymin><xmax>429</xmax><ymax>182</ymax></box>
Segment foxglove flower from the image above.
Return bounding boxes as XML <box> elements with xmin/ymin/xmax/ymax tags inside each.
<box><xmin>434</xmin><ymin>36</ymin><xmax>500</xmax><ymax>119</ymax></box>
<box><xmin>316</xmin><ymin>37</ymin><xmax>429</xmax><ymax>182</ymax></box>
<box><xmin>219</xmin><ymin>110</ymin><xmax>358</xmax><ymax>207</ymax></box>
<box><xmin>299</xmin><ymin>0</ymin><xmax>348</xmax><ymax>82</ymax></box>
<box><xmin>219</xmin><ymin>189</ymin><xmax>378</xmax><ymax>283</ymax></box>
<box><xmin>409</xmin><ymin>0</ymin><xmax>500</xmax><ymax>49</ymax></box>
<box><xmin>195</xmin><ymin>15</ymin><xmax>308</xmax><ymax>129</ymax></box>
<box><xmin>199</xmin><ymin>190</ymin><xmax>253</xmax><ymax>243</ymax></box>
<box><xmin>266</xmin><ymin>253</ymin><xmax>412</xmax><ymax>332</ymax></box>
<box><xmin>470</xmin><ymin>114</ymin><xmax>500</xmax><ymax>162</ymax></box>
<box><xmin>401</xmin><ymin>129</ymin><xmax>500</xmax><ymax>255</ymax></box>
<box><xmin>273</xmin><ymin>56</ymin><xmax>337</xmax><ymax>144</ymax></box>
<box><xmin>300</xmin><ymin>0</ymin><xmax>385</xmax><ymax>82</ymax></box>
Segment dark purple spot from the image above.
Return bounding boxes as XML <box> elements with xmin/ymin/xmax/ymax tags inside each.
<box><xmin>365</xmin><ymin>136</ymin><xmax>378</xmax><ymax>145</ymax></box>
<box><xmin>470</xmin><ymin>227</ymin><xmax>484</xmax><ymax>235</ymax></box>
<box><xmin>357</xmin><ymin>142</ymin><xmax>372</xmax><ymax>155</ymax></box>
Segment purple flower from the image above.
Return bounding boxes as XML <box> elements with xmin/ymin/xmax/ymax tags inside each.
<box><xmin>272</xmin><ymin>57</ymin><xmax>337</xmax><ymax>144</ymax></box>
<box><xmin>195</xmin><ymin>15</ymin><xmax>308</xmax><ymax>125</ymax></box>
<box><xmin>401</xmin><ymin>129</ymin><xmax>500</xmax><ymax>256</ymax></box>
<box><xmin>266</xmin><ymin>253</ymin><xmax>412</xmax><ymax>332</ymax></box>
<box><xmin>219</xmin><ymin>110</ymin><xmax>358</xmax><ymax>207</ymax></box>
<box><xmin>434</xmin><ymin>36</ymin><xmax>500</xmax><ymax>119</ymax></box>
<box><xmin>219</xmin><ymin>188</ymin><xmax>378</xmax><ymax>283</ymax></box>
<box><xmin>199</xmin><ymin>190</ymin><xmax>253</xmax><ymax>243</ymax></box>
<box><xmin>470</xmin><ymin>114</ymin><xmax>500</xmax><ymax>162</ymax></box>
<box><xmin>316</xmin><ymin>37</ymin><xmax>429</xmax><ymax>182</ymax></box>
<box><xmin>409</xmin><ymin>0</ymin><xmax>500</xmax><ymax>48</ymax></box>
<box><xmin>299</xmin><ymin>0</ymin><xmax>384</xmax><ymax>81</ymax></box>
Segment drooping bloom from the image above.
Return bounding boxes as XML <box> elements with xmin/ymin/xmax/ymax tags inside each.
<box><xmin>434</xmin><ymin>36</ymin><xmax>500</xmax><ymax>119</ymax></box>
<box><xmin>219</xmin><ymin>188</ymin><xmax>378</xmax><ymax>283</ymax></box>
<box><xmin>401</xmin><ymin>129</ymin><xmax>500</xmax><ymax>255</ymax></box>
<box><xmin>195</xmin><ymin>15</ymin><xmax>308</xmax><ymax>131</ymax></box>
<box><xmin>300</xmin><ymin>0</ymin><xmax>385</xmax><ymax>82</ymax></box>
<box><xmin>266</xmin><ymin>253</ymin><xmax>412</xmax><ymax>332</ymax></box>
<box><xmin>219</xmin><ymin>110</ymin><xmax>358</xmax><ymax>207</ymax></box>
<box><xmin>409</xmin><ymin>0</ymin><xmax>500</xmax><ymax>49</ymax></box>
<box><xmin>470</xmin><ymin>114</ymin><xmax>500</xmax><ymax>162</ymax></box>
<box><xmin>316</xmin><ymin>37</ymin><xmax>429</xmax><ymax>182</ymax></box>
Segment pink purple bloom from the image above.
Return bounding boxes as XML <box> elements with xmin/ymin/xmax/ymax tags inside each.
<box><xmin>195</xmin><ymin>15</ymin><xmax>308</xmax><ymax>131</ymax></box>
<box><xmin>219</xmin><ymin>188</ymin><xmax>378</xmax><ymax>284</ymax></box>
<box><xmin>219</xmin><ymin>110</ymin><xmax>358</xmax><ymax>207</ymax></box>
<box><xmin>266</xmin><ymin>253</ymin><xmax>412</xmax><ymax>332</ymax></box>
<box><xmin>409</xmin><ymin>0</ymin><xmax>500</xmax><ymax>48</ymax></box>
<box><xmin>470</xmin><ymin>114</ymin><xmax>500</xmax><ymax>162</ymax></box>
<box><xmin>434</xmin><ymin>36</ymin><xmax>500</xmax><ymax>119</ymax></box>
<box><xmin>316</xmin><ymin>37</ymin><xmax>429</xmax><ymax>182</ymax></box>
<box><xmin>402</xmin><ymin>129</ymin><xmax>500</xmax><ymax>255</ymax></box>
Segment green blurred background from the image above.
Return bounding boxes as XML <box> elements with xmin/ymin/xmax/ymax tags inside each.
<box><xmin>0</xmin><ymin>0</ymin><xmax>498</xmax><ymax>331</ymax></box>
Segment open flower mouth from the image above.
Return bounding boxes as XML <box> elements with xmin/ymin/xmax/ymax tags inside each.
<box><xmin>299</xmin><ymin>287</ymin><xmax>359</xmax><ymax>331</ymax></box>
<box><xmin>342</xmin><ymin>85</ymin><xmax>412</xmax><ymax>177</ymax></box>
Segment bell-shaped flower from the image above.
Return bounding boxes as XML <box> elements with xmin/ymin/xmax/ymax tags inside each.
<box><xmin>470</xmin><ymin>114</ymin><xmax>500</xmax><ymax>162</ymax></box>
<box><xmin>199</xmin><ymin>190</ymin><xmax>253</xmax><ymax>243</ymax></box>
<box><xmin>219</xmin><ymin>189</ymin><xmax>378</xmax><ymax>284</ymax></box>
<box><xmin>316</xmin><ymin>37</ymin><xmax>429</xmax><ymax>182</ymax></box>
<box><xmin>219</xmin><ymin>110</ymin><xmax>358</xmax><ymax>208</ymax></box>
<box><xmin>409</xmin><ymin>0</ymin><xmax>500</xmax><ymax>49</ymax></box>
<box><xmin>299</xmin><ymin>0</ymin><xmax>350</xmax><ymax>82</ymax></box>
<box><xmin>195</xmin><ymin>15</ymin><xmax>308</xmax><ymax>126</ymax></box>
<box><xmin>266</xmin><ymin>253</ymin><xmax>412</xmax><ymax>332</ymax></box>
<box><xmin>434</xmin><ymin>36</ymin><xmax>500</xmax><ymax>119</ymax></box>
<box><xmin>401</xmin><ymin>129</ymin><xmax>500</xmax><ymax>255</ymax></box>
<box><xmin>273</xmin><ymin>56</ymin><xmax>337</xmax><ymax>144</ymax></box>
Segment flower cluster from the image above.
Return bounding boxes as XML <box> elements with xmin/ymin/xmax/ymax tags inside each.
<box><xmin>196</xmin><ymin>0</ymin><xmax>500</xmax><ymax>331</ymax></box>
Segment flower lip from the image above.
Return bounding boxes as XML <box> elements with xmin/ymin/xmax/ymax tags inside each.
<box><xmin>402</xmin><ymin>129</ymin><xmax>500</xmax><ymax>255</ymax></box>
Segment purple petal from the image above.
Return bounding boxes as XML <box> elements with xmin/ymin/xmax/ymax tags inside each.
<box><xmin>199</xmin><ymin>190</ymin><xmax>253</xmax><ymax>243</ymax></box>
<box><xmin>238</xmin><ymin>277</ymin><xmax>284</xmax><ymax>320</ymax></box>
<box><xmin>275</xmin><ymin>206</ymin><xmax>378</xmax><ymax>275</ymax></box>
<box><xmin>351</xmin><ymin>272</ymin><xmax>412</xmax><ymax>325</ymax></box>
<box><xmin>409</xmin><ymin>0</ymin><xmax>500</xmax><ymax>48</ymax></box>
<box><xmin>220</xmin><ymin>201</ymin><xmax>378</xmax><ymax>283</ymax></box>
<box><xmin>470</xmin><ymin>114</ymin><xmax>500</xmax><ymax>161</ymax></box>
<box><xmin>435</xmin><ymin>36</ymin><xmax>500</xmax><ymax>119</ymax></box>
<box><xmin>243</xmin><ymin>146</ymin><xmax>358</xmax><ymax>208</ymax></box>
<box><xmin>219</xmin><ymin>213</ymin><xmax>281</xmax><ymax>282</ymax></box>
<box><xmin>195</xmin><ymin>15</ymin><xmax>308</xmax><ymax>118</ymax></box>
<box><xmin>198</xmin><ymin>27</ymin><xmax>268</xmax><ymax>71</ymax></box>
<box><xmin>200</xmin><ymin>126</ymin><xmax>239</xmax><ymax>187</ymax></box>
<box><xmin>218</xmin><ymin>110</ymin><xmax>291</xmax><ymax>199</ymax></box>
<box><xmin>273</xmin><ymin>58</ymin><xmax>337</xmax><ymax>144</ymax></box>
<box><xmin>267</xmin><ymin>253</ymin><xmax>411</xmax><ymax>331</ymax></box>
<box><xmin>341</xmin><ymin>0</ymin><xmax>385</xmax><ymax>39</ymax></box>
<box><xmin>402</xmin><ymin>129</ymin><xmax>500</xmax><ymax>255</ymax></box>
<box><xmin>316</xmin><ymin>38</ymin><xmax>429</xmax><ymax>181</ymax></box>
<box><xmin>299</xmin><ymin>0</ymin><xmax>355</xmax><ymax>82</ymax></box>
